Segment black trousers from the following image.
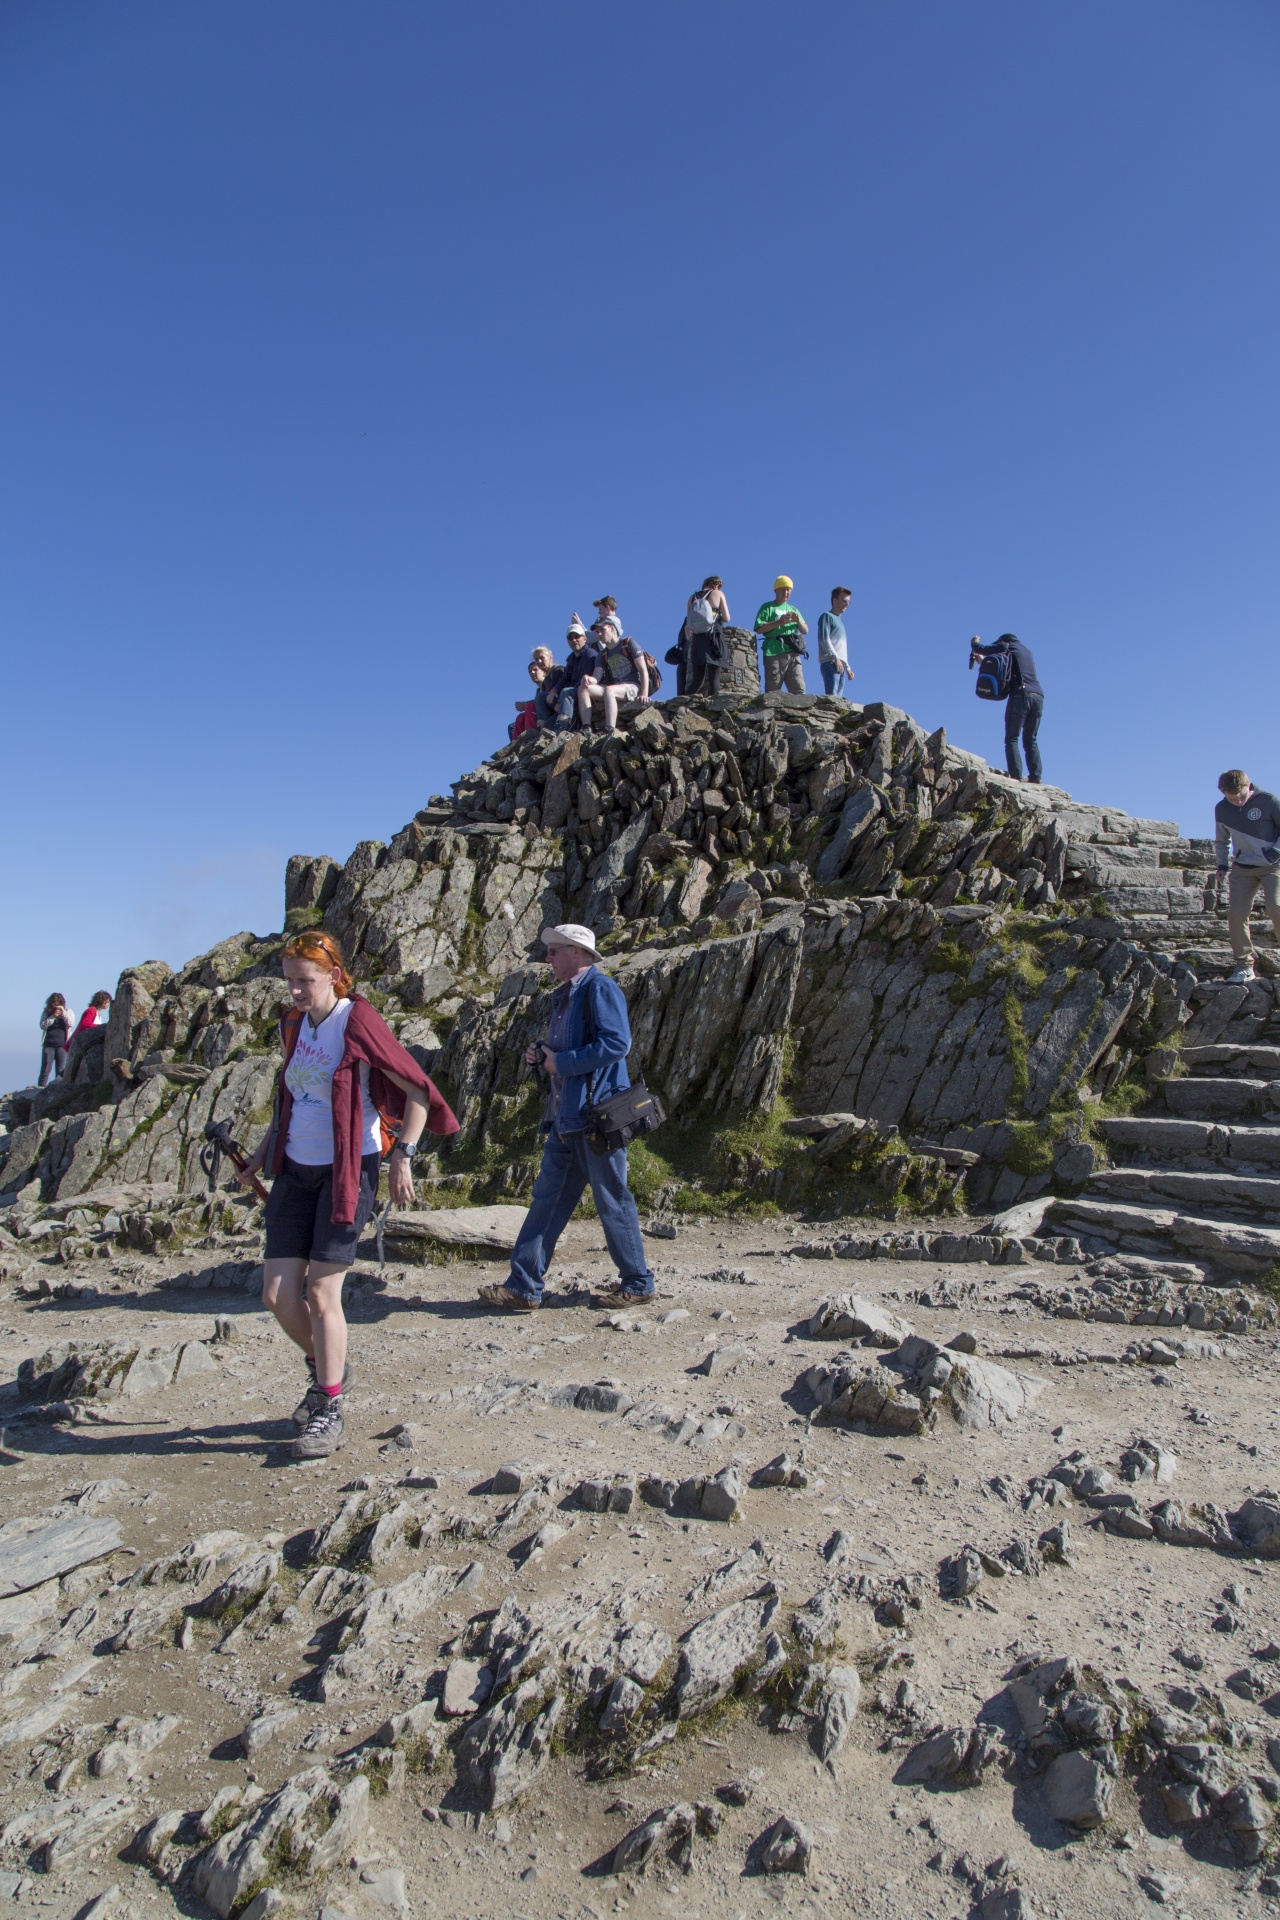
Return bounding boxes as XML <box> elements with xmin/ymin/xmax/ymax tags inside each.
<box><xmin>686</xmin><ymin>629</ymin><xmax>725</xmax><ymax>698</ymax></box>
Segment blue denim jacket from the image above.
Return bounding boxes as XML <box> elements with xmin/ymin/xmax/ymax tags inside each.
<box><xmin>547</xmin><ymin>966</ymin><xmax>632</xmax><ymax>1134</ymax></box>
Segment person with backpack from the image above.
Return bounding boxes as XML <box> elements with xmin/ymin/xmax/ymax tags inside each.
<box><xmin>817</xmin><ymin>587</ymin><xmax>854</xmax><ymax>697</ymax></box>
<box><xmin>969</xmin><ymin>632</ymin><xmax>1044</xmax><ymax>783</ymax></box>
<box><xmin>684</xmin><ymin>576</ymin><xmax>732</xmax><ymax>698</ymax></box>
<box><xmin>236</xmin><ymin>929</ymin><xmax>459</xmax><ymax>1458</ymax></box>
<box><xmin>1214</xmin><ymin>769</ymin><xmax>1280</xmax><ymax>982</ymax></box>
<box><xmin>755</xmin><ymin>575</ymin><xmax>809</xmax><ymax>693</ymax></box>
<box><xmin>578</xmin><ymin>628</ymin><xmax>652</xmax><ymax>731</ymax></box>
<box><xmin>38</xmin><ymin>993</ymin><xmax>75</xmax><ymax>1086</ymax></box>
<box><xmin>477</xmin><ymin>923</ymin><xmax>655</xmax><ymax>1314</ymax></box>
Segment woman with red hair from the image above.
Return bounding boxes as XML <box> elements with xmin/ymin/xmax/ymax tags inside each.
<box><xmin>238</xmin><ymin>929</ymin><xmax>459</xmax><ymax>1458</ymax></box>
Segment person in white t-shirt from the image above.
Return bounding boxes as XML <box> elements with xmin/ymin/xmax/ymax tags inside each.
<box><xmin>239</xmin><ymin>929</ymin><xmax>459</xmax><ymax>1459</ymax></box>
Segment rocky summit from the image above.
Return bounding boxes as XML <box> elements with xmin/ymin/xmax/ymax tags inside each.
<box><xmin>2</xmin><ymin>686</ymin><xmax>1280</xmax><ymax>1920</ymax></box>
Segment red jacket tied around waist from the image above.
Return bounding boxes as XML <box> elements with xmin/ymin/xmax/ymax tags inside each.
<box><xmin>264</xmin><ymin>995</ymin><xmax>459</xmax><ymax>1224</ymax></box>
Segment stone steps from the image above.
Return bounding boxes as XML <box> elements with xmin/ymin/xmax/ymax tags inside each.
<box><xmin>1159</xmin><ymin>1076</ymin><xmax>1280</xmax><ymax>1121</ymax></box>
<box><xmin>1084</xmin><ymin>1165</ymin><xmax>1280</xmax><ymax>1224</ymax></box>
<box><xmin>1180</xmin><ymin>1044</ymin><xmax>1280</xmax><ymax>1077</ymax></box>
<box><xmin>1096</xmin><ymin>1115</ymin><xmax>1280</xmax><ymax>1170</ymax></box>
<box><xmin>1043</xmin><ymin>1195</ymin><xmax>1280</xmax><ymax>1278</ymax></box>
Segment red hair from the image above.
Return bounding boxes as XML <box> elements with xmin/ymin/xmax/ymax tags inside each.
<box><xmin>282</xmin><ymin>930</ymin><xmax>355</xmax><ymax>996</ymax></box>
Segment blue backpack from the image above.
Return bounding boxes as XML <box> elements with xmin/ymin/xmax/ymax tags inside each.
<box><xmin>974</xmin><ymin>648</ymin><xmax>1015</xmax><ymax>701</ymax></box>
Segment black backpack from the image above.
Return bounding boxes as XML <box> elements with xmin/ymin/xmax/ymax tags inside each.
<box><xmin>974</xmin><ymin>648</ymin><xmax>1015</xmax><ymax>701</ymax></box>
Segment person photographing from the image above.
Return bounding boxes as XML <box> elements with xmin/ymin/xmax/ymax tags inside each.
<box><xmin>969</xmin><ymin>631</ymin><xmax>1044</xmax><ymax>783</ymax></box>
<box><xmin>238</xmin><ymin>929</ymin><xmax>459</xmax><ymax>1458</ymax></box>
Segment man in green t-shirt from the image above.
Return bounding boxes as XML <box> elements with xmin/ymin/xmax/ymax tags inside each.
<box><xmin>754</xmin><ymin>575</ymin><xmax>809</xmax><ymax>693</ymax></box>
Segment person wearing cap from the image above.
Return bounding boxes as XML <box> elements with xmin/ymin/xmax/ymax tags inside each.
<box><xmin>477</xmin><ymin>924</ymin><xmax>656</xmax><ymax>1314</ymax></box>
<box><xmin>817</xmin><ymin>588</ymin><xmax>854</xmax><ymax>698</ymax></box>
<box><xmin>754</xmin><ymin>576</ymin><xmax>808</xmax><ymax>694</ymax></box>
<box><xmin>1214</xmin><ymin>769</ymin><xmax>1280</xmax><ymax>983</ymax></box>
<box><xmin>555</xmin><ymin>615</ymin><xmax>603</xmax><ymax>730</ymax></box>
<box><xmin>968</xmin><ymin>632</ymin><xmax>1045</xmax><ymax>782</ymax></box>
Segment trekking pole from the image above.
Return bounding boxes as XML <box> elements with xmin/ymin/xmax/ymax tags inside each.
<box><xmin>200</xmin><ymin>1118</ymin><xmax>271</xmax><ymax>1205</ymax></box>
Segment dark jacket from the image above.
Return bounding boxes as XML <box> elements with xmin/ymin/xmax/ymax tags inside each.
<box><xmin>560</xmin><ymin>643</ymin><xmax>603</xmax><ymax>695</ymax></box>
<box><xmin>264</xmin><ymin>995</ymin><xmax>459</xmax><ymax>1223</ymax></box>
<box><xmin>974</xmin><ymin>635</ymin><xmax>1043</xmax><ymax>698</ymax></box>
<box><xmin>548</xmin><ymin>966</ymin><xmax>632</xmax><ymax>1134</ymax></box>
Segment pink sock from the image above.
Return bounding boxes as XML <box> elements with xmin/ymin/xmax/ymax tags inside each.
<box><xmin>316</xmin><ymin>1381</ymin><xmax>342</xmax><ymax>1399</ymax></box>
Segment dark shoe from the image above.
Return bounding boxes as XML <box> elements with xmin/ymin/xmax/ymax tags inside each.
<box><xmin>293</xmin><ymin>1395</ymin><xmax>346</xmax><ymax>1459</ymax></box>
<box><xmin>594</xmin><ymin>1285</ymin><xmax>656</xmax><ymax>1311</ymax></box>
<box><xmin>477</xmin><ymin>1283</ymin><xmax>538</xmax><ymax>1313</ymax></box>
<box><xmin>292</xmin><ymin>1361</ymin><xmax>354</xmax><ymax>1431</ymax></box>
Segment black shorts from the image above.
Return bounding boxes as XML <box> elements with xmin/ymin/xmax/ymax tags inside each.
<box><xmin>263</xmin><ymin>1154</ymin><xmax>381</xmax><ymax>1266</ymax></box>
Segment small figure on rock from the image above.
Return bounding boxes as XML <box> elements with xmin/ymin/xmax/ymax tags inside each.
<box><xmin>579</xmin><ymin>625</ymin><xmax>651</xmax><ymax>733</ymax></box>
<box><xmin>237</xmin><ymin>930</ymin><xmax>459</xmax><ymax>1458</ymax></box>
<box><xmin>817</xmin><ymin>586</ymin><xmax>855</xmax><ymax>699</ymax></box>
<box><xmin>1214</xmin><ymin>768</ymin><xmax>1280</xmax><ymax>983</ymax></box>
<box><xmin>478</xmin><ymin>923</ymin><xmax>656</xmax><ymax>1314</ymax></box>
<box><xmin>592</xmin><ymin>593</ymin><xmax>623</xmax><ymax>642</ymax></box>
<box><xmin>684</xmin><ymin>576</ymin><xmax>732</xmax><ymax>699</ymax></box>
<box><xmin>554</xmin><ymin>614</ymin><xmax>603</xmax><ymax>731</ymax></box>
<box><xmin>755</xmin><ymin>574</ymin><xmax>808</xmax><ymax>693</ymax></box>
<box><xmin>38</xmin><ymin>991</ymin><xmax>75</xmax><ymax>1085</ymax></box>
<box><xmin>75</xmin><ymin>990</ymin><xmax>112</xmax><ymax>1032</ymax></box>
<box><xmin>969</xmin><ymin>631</ymin><xmax>1044</xmax><ymax>783</ymax></box>
<box><xmin>527</xmin><ymin>646</ymin><xmax>564</xmax><ymax>730</ymax></box>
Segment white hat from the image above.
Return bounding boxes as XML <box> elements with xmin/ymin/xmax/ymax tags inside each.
<box><xmin>541</xmin><ymin>922</ymin><xmax>599</xmax><ymax>955</ymax></box>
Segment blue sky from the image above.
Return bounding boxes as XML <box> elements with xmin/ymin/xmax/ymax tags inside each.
<box><xmin>2</xmin><ymin>0</ymin><xmax>1277</xmax><ymax>1088</ymax></box>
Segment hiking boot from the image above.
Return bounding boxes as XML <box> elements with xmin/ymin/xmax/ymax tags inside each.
<box><xmin>293</xmin><ymin>1395</ymin><xmax>346</xmax><ymax>1459</ymax></box>
<box><xmin>291</xmin><ymin>1361</ymin><xmax>354</xmax><ymax>1431</ymax></box>
<box><xmin>593</xmin><ymin>1285</ymin><xmax>655</xmax><ymax>1311</ymax></box>
<box><xmin>1229</xmin><ymin>964</ymin><xmax>1256</xmax><ymax>984</ymax></box>
<box><xmin>476</xmin><ymin>1283</ymin><xmax>538</xmax><ymax>1313</ymax></box>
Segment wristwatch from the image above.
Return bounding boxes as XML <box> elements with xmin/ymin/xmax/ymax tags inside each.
<box><xmin>391</xmin><ymin>1140</ymin><xmax>422</xmax><ymax>1160</ymax></box>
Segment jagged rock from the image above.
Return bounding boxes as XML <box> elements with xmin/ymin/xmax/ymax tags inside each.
<box><xmin>675</xmin><ymin>1589</ymin><xmax>781</xmax><ymax>1717</ymax></box>
<box><xmin>792</xmin><ymin>1587</ymin><xmax>840</xmax><ymax>1652</ymax></box>
<box><xmin>319</xmin><ymin>1562</ymin><xmax>482</xmax><ymax>1699</ymax></box>
<box><xmin>940</xmin><ymin>1548</ymin><xmax>985</xmax><ymax>1599</ymax></box>
<box><xmin>191</xmin><ymin>1768</ymin><xmax>369</xmax><ymax>1917</ymax></box>
<box><xmin>240</xmin><ymin>1706</ymin><xmax>300</xmax><ymax>1756</ymax></box>
<box><xmin>614</xmin><ymin>1620</ymin><xmax>672</xmax><ymax>1683</ymax></box>
<box><xmin>807</xmin><ymin>1292</ymin><xmax>914</xmax><ymax>1346</ymax></box>
<box><xmin>1230</xmin><ymin>1497</ymin><xmax>1280</xmax><ymax>1557</ymax></box>
<box><xmin>89</xmin><ymin>1714</ymin><xmax>180</xmax><ymax>1780</ymax></box>
<box><xmin>492</xmin><ymin>1459</ymin><xmax>546</xmax><ymax>1496</ymax></box>
<box><xmin>611</xmin><ymin>1803</ymin><xmax>696</xmax><ymax>1874</ymax></box>
<box><xmin>816</xmin><ymin>1665</ymin><xmax>861</xmax><ymax>1762</ymax></box>
<box><xmin>757</xmin><ymin>1814</ymin><xmax>812</xmax><ymax>1875</ymax></box>
<box><xmin>442</xmin><ymin>1660</ymin><xmax>493</xmax><ymax>1717</ymax></box>
<box><xmin>1044</xmin><ymin>1749</ymin><xmax>1113</xmax><ymax>1829</ymax></box>
<box><xmin>0</xmin><ymin>1515</ymin><xmax>123</xmax><ymax>1596</ymax></box>
<box><xmin>454</xmin><ymin>1676</ymin><xmax>564</xmax><ymax>1809</ymax></box>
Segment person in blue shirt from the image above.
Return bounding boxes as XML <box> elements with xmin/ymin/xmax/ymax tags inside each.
<box><xmin>555</xmin><ymin>616</ymin><xmax>603</xmax><ymax>731</ymax></box>
<box><xmin>817</xmin><ymin>587</ymin><xmax>854</xmax><ymax>698</ymax></box>
<box><xmin>477</xmin><ymin>923</ymin><xmax>656</xmax><ymax>1313</ymax></box>
<box><xmin>969</xmin><ymin>632</ymin><xmax>1045</xmax><ymax>783</ymax></box>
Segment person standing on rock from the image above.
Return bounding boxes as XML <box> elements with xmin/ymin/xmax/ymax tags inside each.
<box><xmin>969</xmin><ymin>632</ymin><xmax>1044</xmax><ymax>783</ymax></box>
<box><xmin>1215</xmin><ymin>770</ymin><xmax>1280</xmax><ymax>983</ymax></box>
<box><xmin>237</xmin><ymin>929</ymin><xmax>459</xmax><ymax>1458</ymax></box>
<box><xmin>684</xmin><ymin>576</ymin><xmax>732</xmax><ymax>699</ymax></box>
<box><xmin>817</xmin><ymin>587</ymin><xmax>854</xmax><ymax>698</ymax></box>
<box><xmin>755</xmin><ymin>575</ymin><xmax>808</xmax><ymax>694</ymax></box>
<box><xmin>37</xmin><ymin>993</ymin><xmax>75</xmax><ymax>1086</ymax></box>
<box><xmin>478</xmin><ymin>924</ymin><xmax>656</xmax><ymax>1314</ymax></box>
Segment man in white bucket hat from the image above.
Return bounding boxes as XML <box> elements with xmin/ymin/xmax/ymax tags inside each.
<box><xmin>477</xmin><ymin>924</ymin><xmax>655</xmax><ymax>1313</ymax></box>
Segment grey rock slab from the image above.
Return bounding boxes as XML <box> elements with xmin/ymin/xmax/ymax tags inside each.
<box><xmin>454</xmin><ymin>1676</ymin><xmax>564</xmax><ymax>1810</ymax></box>
<box><xmin>1044</xmin><ymin>1749</ymin><xmax>1113</xmax><ymax>1829</ymax></box>
<box><xmin>1230</xmin><ymin>1498</ymin><xmax>1280</xmax><ymax>1558</ymax></box>
<box><xmin>757</xmin><ymin>1814</ymin><xmax>812</xmax><ymax>1874</ymax></box>
<box><xmin>90</xmin><ymin>1712</ymin><xmax>180</xmax><ymax>1779</ymax></box>
<box><xmin>612</xmin><ymin>1802</ymin><xmax>696</xmax><ymax>1874</ymax></box>
<box><xmin>0</xmin><ymin>1695</ymin><xmax>79</xmax><ymax>1749</ymax></box>
<box><xmin>441</xmin><ymin>1658</ymin><xmax>494</xmax><ymax>1717</ymax></box>
<box><xmin>699</xmin><ymin>1465</ymin><xmax>742</xmax><ymax>1522</ymax></box>
<box><xmin>816</xmin><ymin>1665</ymin><xmax>861</xmax><ymax>1763</ymax></box>
<box><xmin>675</xmin><ymin>1589</ymin><xmax>780</xmax><ymax>1717</ymax></box>
<box><xmin>39</xmin><ymin>1794</ymin><xmax>136</xmax><ymax>1872</ymax></box>
<box><xmin>807</xmin><ymin>1292</ymin><xmax>914</xmax><ymax>1346</ymax></box>
<box><xmin>240</xmin><ymin>1706</ymin><xmax>300</xmax><ymax>1756</ymax></box>
<box><xmin>191</xmin><ymin>1768</ymin><xmax>369</xmax><ymax>1918</ymax></box>
<box><xmin>0</xmin><ymin>1516</ymin><xmax>124</xmax><ymax>1598</ymax></box>
<box><xmin>382</xmin><ymin>1205</ymin><xmax>529</xmax><ymax>1257</ymax></box>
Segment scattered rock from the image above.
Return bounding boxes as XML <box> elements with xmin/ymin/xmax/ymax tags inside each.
<box><xmin>757</xmin><ymin>1814</ymin><xmax>812</xmax><ymax>1875</ymax></box>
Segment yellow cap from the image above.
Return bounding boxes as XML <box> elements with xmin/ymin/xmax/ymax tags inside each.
<box><xmin>774</xmin><ymin>575</ymin><xmax>793</xmax><ymax>593</ymax></box>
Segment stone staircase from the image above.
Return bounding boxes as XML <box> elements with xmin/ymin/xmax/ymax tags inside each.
<box><xmin>1043</xmin><ymin>984</ymin><xmax>1280</xmax><ymax>1280</ymax></box>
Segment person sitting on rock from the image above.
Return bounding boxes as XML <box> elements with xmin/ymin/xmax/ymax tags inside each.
<box><xmin>528</xmin><ymin>647</ymin><xmax>564</xmax><ymax>729</ymax></box>
<box><xmin>592</xmin><ymin>595</ymin><xmax>623</xmax><ymax>643</ymax></box>
<box><xmin>1215</xmin><ymin>769</ymin><xmax>1280</xmax><ymax>983</ymax></box>
<box><xmin>38</xmin><ymin>993</ymin><xmax>75</xmax><ymax>1086</ymax></box>
<box><xmin>755</xmin><ymin>575</ymin><xmax>808</xmax><ymax>694</ymax></box>
<box><xmin>478</xmin><ymin>923</ymin><xmax>656</xmax><ymax>1315</ymax></box>
<box><xmin>685</xmin><ymin>576</ymin><xmax>732</xmax><ymax>698</ymax></box>
<box><xmin>578</xmin><ymin>629</ymin><xmax>651</xmax><ymax>732</ymax></box>
<box><xmin>237</xmin><ymin>929</ymin><xmax>459</xmax><ymax>1459</ymax></box>
<box><xmin>75</xmin><ymin>991</ymin><xmax>112</xmax><ymax>1032</ymax></box>
<box><xmin>555</xmin><ymin>615</ymin><xmax>603</xmax><ymax>731</ymax></box>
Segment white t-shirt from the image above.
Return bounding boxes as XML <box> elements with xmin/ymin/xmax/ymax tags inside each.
<box><xmin>283</xmin><ymin>998</ymin><xmax>382</xmax><ymax>1165</ymax></box>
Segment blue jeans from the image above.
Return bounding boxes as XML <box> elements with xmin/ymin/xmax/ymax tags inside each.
<box><xmin>820</xmin><ymin>661</ymin><xmax>849</xmax><ymax>698</ymax></box>
<box><xmin>1005</xmin><ymin>692</ymin><xmax>1043</xmax><ymax>781</ymax></box>
<box><xmin>507</xmin><ymin>1129</ymin><xmax>655</xmax><ymax>1302</ymax></box>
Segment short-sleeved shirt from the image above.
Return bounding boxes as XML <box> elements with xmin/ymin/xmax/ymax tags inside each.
<box><xmin>755</xmin><ymin>600</ymin><xmax>805</xmax><ymax>658</ymax></box>
<box><xmin>283</xmin><ymin>999</ymin><xmax>382</xmax><ymax>1165</ymax></box>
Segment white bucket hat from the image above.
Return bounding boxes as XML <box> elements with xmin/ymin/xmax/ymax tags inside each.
<box><xmin>541</xmin><ymin>922</ymin><xmax>599</xmax><ymax>955</ymax></box>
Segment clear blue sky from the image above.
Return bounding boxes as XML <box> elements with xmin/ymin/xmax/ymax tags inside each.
<box><xmin>3</xmin><ymin>0</ymin><xmax>1277</xmax><ymax>1089</ymax></box>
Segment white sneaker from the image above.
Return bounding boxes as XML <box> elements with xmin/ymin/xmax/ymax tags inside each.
<box><xmin>1228</xmin><ymin>964</ymin><xmax>1255</xmax><ymax>983</ymax></box>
